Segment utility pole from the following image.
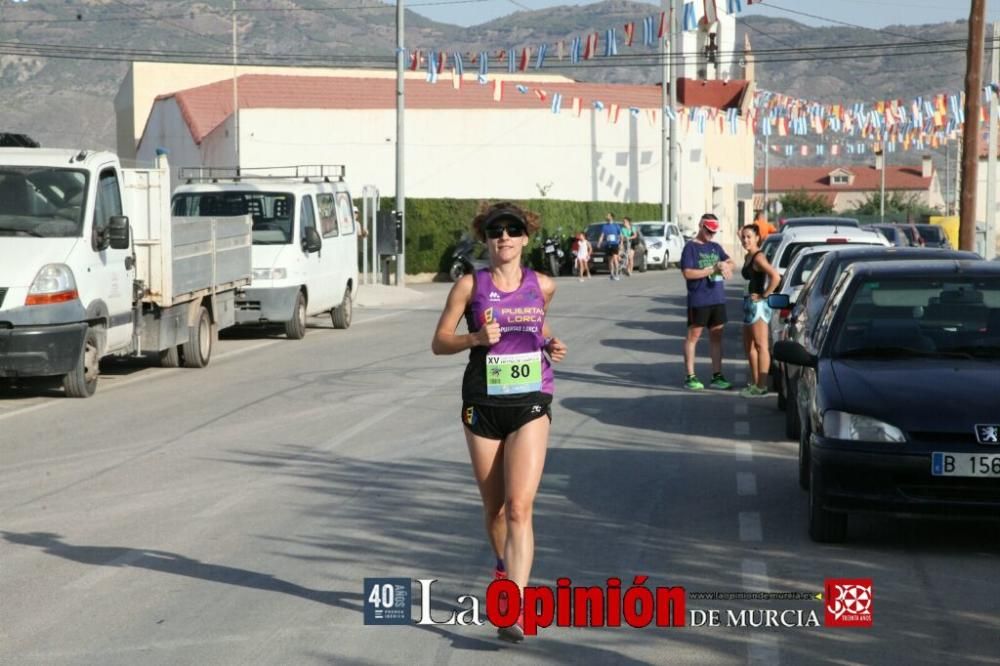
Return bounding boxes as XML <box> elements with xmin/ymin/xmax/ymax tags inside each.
<box><xmin>986</xmin><ymin>21</ymin><xmax>999</xmax><ymax>259</ymax></box>
<box><xmin>764</xmin><ymin>133</ymin><xmax>770</xmax><ymax>214</ymax></box>
<box><xmin>395</xmin><ymin>0</ymin><xmax>406</xmax><ymax>285</ymax></box>
<box><xmin>668</xmin><ymin>0</ymin><xmax>680</xmax><ymax>225</ymax></box>
<box><xmin>660</xmin><ymin>0</ymin><xmax>669</xmax><ymax>224</ymax></box>
<box><xmin>232</xmin><ymin>0</ymin><xmax>240</xmax><ymax>171</ymax></box>
<box><xmin>876</xmin><ymin>147</ymin><xmax>886</xmax><ymax>223</ymax></box>
<box><xmin>959</xmin><ymin>0</ymin><xmax>986</xmax><ymax>251</ymax></box>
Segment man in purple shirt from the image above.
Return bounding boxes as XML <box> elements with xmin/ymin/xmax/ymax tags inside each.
<box><xmin>680</xmin><ymin>213</ymin><xmax>736</xmax><ymax>390</ymax></box>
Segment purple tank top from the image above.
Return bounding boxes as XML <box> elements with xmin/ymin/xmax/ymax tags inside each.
<box><xmin>462</xmin><ymin>268</ymin><xmax>554</xmax><ymax>403</ymax></box>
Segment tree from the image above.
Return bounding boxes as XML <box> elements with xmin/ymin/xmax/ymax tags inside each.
<box><xmin>850</xmin><ymin>191</ymin><xmax>942</xmax><ymax>217</ymax></box>
<box><xmin>778</xmin><ymin>189</ymin><xmax>834</xmax><ymax>216</ymax></box>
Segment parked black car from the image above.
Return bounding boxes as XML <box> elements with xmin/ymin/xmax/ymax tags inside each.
<box><xmin>870</xmin><ymin>224</ymin><xmax>911</xmax><ymax>247</ymax></box>
<box><xmin>773</xmin><ymin>259</ymin><xmax>1000</xmax><ymax>543</ymax></box>
<box><xmin>773</xmin><ymin>246</ymin><xmax>979</xmax><ymax>440</ymax></box>
<box><xmin>913</xmin><ymin>223</ymin><xmax>951</xmax><ymax>248</ymax></box>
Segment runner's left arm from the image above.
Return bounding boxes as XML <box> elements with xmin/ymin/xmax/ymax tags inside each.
<box><xmin>537</xmin><ymin>274</ymin><xmax>567</xmax><ymax>363</ymax></box>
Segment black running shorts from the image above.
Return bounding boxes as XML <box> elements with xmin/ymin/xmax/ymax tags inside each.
<box><xmin>461</xmin><ymin>402</ymin><xmax>552</xmax><ymax>440</ymax></box>
<box><xmin>687</xmin><ymin>303</ymin><xmax>727</xmax><ymax>328</ymax></box>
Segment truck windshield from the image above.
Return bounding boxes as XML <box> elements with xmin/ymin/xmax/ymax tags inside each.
<box><xmin>0</xmin><ymin>167</ymin><xmax>88</xmax><ymax>238</ymax></box>
<box><xmin>172</xmin><ymin>192</ymin><xmax>296</xmax><ymax>245</ymax></box>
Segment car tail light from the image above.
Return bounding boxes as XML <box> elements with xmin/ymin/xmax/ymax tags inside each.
<box><xmin>780</xmin><ymin>308</ymin><xmax>791</xmax><ymax>321</ymax></box>
<box><xmin>825</xmin><ymin>238</ymin><xmax>849</xmax><ymax>244</ymax></box>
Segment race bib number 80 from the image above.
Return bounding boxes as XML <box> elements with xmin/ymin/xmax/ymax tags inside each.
<box><xmin>486</xmin><ymin>351</ymin><xmax>543</xmax><ymax>395</ymax></box>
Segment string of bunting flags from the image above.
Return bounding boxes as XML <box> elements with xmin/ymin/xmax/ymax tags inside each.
<box><xmin>409</xmin><ymin>0</ymin><xmax>759</xmax><ymax>79</ymax></box>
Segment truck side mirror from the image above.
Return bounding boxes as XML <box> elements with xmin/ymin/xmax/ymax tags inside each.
<box><xmin>303</xmin><ymin>226</ymin><xmax>322</xmax><ymax>254</ymax></box>
<box><xmin>109</xmin><ymin>215</ymin><xmax>130</xmax><ymax>250</ymax></box>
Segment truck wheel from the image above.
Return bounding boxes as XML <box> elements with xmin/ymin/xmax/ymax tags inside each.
<box><xmin>285</xmin><ymin>291</ymin><xmax>307</xmax><ymax>339</ymax></box>
<box><xmin>63</xmin><ymin>328</ymin><xmax>99</xmax><ymax>398</ymax></box>
<box><xmin>159</xmin><ymin>345</ymin><xmax>182</xmax><ymax>368</ymax></box>
<box><xmin>182</xmin><ymin>306</ymin><xmax>213</xmax><ymax>368</ymax></box>
<box><xmin>331</xmin><ymin>287</ymin><xmax>353</xmax><ymax>329</ymax></box>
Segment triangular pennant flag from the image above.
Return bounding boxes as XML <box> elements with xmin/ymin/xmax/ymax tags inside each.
<box><xmin>493</xmin><ymin>79</ymin><xmax>503</xmax><ymax>102</ymax></box>
<box><xmin>534</xmin><ymin>88</ymin><xmax>548</xmax><ymax>102</ymax></box>
<box><xmin>572</xmin><ymin>97</ymin><xmax>582</xmax><ymax>117</ymax></box>
<box><xmin>551</xmin><ymin>92</ymin><xmax>563</xmax><ymax>114</ymax></box>
<box><xmin>702</xmin><ymin>0</ymin><xmax>719</xmax><ymax>26</ymax></box>
<box><xmin>520</xmin><ymin>47</ymin><xmax>531</xmax><ymax>71</ymax></box>
<box><xmin>624</xmin><ymin>22</ymin><xmax>635</xmax><ymax>47</ymax></box>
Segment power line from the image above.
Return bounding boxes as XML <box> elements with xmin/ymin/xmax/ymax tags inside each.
<box><xmin>752</xmin><ymin>0</ymin><xmax>922</xmax><ymax>41</ymax></box>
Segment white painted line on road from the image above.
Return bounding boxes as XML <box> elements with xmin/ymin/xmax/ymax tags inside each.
<box><xmin>736</xmin><ymin>472</ymin><xmax>757</xmax><ymax>496</ymax></box>
<box><xmin>740</xmin><ymin>559</ymin><xmax>770</xmax><ymax>592</ymax></box>
<box><xmin>749</xmin><ymin>636</ymin><xmax>780</xmax><ymax>666</ymax></box>
<box><xmin>734</xmin><ymin>402</ymin><xmax>749</xmax><ymax>416</ymax></box>
<box><xmin>738</xmin><ymin>512</ymin><xmax>762</xmax><ymax>542</ymax></box>
<box><xmin>65</xmin><ymin>548</ymin><xmax>147</xmax><ymax>590</ymax></box>
<box><xmin>734</xmin><ymin>421</ymin><xmax>750</xmax><ymax>436</ymax></box>
<box><xmin>734</xmin><ymin>442</ymin><xmax>753</xmax><ymax>462</ymax></box>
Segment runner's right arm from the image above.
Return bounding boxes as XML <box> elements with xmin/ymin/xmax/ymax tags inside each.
<box><xmin>432</xmin><ymin>275</ymin><xmax>500</xmax><ymax>354</ymax></box>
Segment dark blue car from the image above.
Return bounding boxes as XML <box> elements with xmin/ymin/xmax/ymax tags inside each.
<box><xmin>774</xmin><ymin>260</ymin><xmax>1000</xmax><ymax>543</ymax></box>
<box><xmin>773</xmin><ymin>246</ymin><xmax>979</xmax><ymax>441</ymax></box>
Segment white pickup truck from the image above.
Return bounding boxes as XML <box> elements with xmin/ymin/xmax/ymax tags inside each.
<box><xmin>0</xmin><ymin>148</ymin><xmax>251</xmax><ymax>397</ymax></box>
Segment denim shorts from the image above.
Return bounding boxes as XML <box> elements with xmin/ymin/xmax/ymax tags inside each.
<box><xmin>743</xmin><ymin>297</ymin><xmax>773</xmax><ymax>325</ymax></box>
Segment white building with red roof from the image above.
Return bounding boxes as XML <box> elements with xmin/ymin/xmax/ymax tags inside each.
<box><xmin>117</xmin><ymin>62</ymin><xmax>755</xmax><ymax>244</ymax></box>
<box><xmin>754</xmin><ymin>158</ymin><xmax>945</xmax><ymax>214</ymax></box>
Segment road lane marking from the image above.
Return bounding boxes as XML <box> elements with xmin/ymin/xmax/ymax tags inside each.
<box><xmin>734</xmin><ymin>421</ymin><xmax>750</xmax><ymax>436</ymax></box>
<box><xmin>749</xmin><ymin>636</ymin><xmax>781</xmax><ymax>666</ymax></box>
<box><xmin>734</xmin><ymin>443</ymin><xmax>753</xmax><ymax>462</ymax></box>
<box><xmin>740</xmin><ymin>559</ymin><xmax>769</xmax><ymax>592</ymax></box>
<box><xmin>738</xmin><ymin>512</ymin><xmax>762</xmax><ymax>542</ymax></box>
<box><xmin>736</xmin><ymin>472</ymin><xmax>757</xmax><ymax>496</ymax></box>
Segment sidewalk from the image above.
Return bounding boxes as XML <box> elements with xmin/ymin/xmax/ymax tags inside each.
<box><xmin>356</xmin><ymin>283</ymin><xmax>433</xmax><ymax>308</ymax></box>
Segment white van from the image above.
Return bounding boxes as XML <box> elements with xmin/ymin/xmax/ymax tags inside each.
<box><xmin>172</xmin><ymin>166</ymin><xmax>358</xmax><ymax>338</ymax></box>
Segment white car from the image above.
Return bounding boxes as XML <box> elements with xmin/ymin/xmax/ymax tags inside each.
<box><xmin>768</xmin><ymin>246</ymin><xmax>837</xmax><ymax>361</ymax></box>
<box><xmin>770</xmin><ymin>225</ymin><xmax>889</xmax><ymax>277</ymax></box>
<box><xmin>634</xmin><ymin>221</ymin><xmax>685</xmax><ymax>268</ymax></box>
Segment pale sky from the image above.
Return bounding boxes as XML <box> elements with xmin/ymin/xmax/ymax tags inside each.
<box><xmin>408</xmin><ymin>0</ymin><xmax>1000</xmax><ymax>30</ymax></box>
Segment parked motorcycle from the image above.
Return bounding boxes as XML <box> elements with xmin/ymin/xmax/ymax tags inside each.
<box><xmin>449</xmin><ymin>235</ymin><xmax>490</xmax><ymax>281</ymax></box>
<box><xmin>542</xmin><ymin>236</ymin><xmax>566</xmax><ymax>276</ymax></box>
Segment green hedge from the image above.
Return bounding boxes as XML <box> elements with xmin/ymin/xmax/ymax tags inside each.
<box><xmin>380</xmin><ymin>197</ymin><xmax>667</xmax><ymax>274</ymax></box>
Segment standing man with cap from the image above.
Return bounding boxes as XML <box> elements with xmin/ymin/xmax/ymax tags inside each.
<box><xmin>680</xmin><ymin>213</ymin><xmax>735</xmax><ymax>391</ymax></box>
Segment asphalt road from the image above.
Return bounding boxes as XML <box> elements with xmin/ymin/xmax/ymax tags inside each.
<box><xmin>2</xmin><ymin>271</ymin><xmax>998</xmax><ymax>665</ymax></box>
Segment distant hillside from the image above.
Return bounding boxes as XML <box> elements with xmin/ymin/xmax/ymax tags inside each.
<box><xmin>0</xmin><ymin>0</ymin><xmax>979</xmax><ymax>170</ymax></box>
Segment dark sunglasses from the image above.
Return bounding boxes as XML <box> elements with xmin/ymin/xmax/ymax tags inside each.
<box><xmin>485</xmin><ymin>222</ymin><xmax>526</xmax><ymax>239</ymax></box>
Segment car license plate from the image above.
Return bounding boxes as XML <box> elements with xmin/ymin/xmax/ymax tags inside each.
<box><xmin>931</xmin><ymin>452</ymin><xmax>1000</xmax><ymax>477</ymax></box>
<box><xmin>593</xmin><ymin>256</ymin><xmax>604</xmax><ymax>263</ymax></box>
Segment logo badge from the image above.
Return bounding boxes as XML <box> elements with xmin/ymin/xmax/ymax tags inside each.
<box><xmin>975</xmin><ymin>424</ymin><xmax>999</xmax><ymax>444</ymax></box>
<box><xmin>824</xmin><ymin>579</ymin><xmax>873</xmax><ymax>627</ymax></box>
<box><xmin>364</xmin><ymin>578</ymin><xmax>412</xmax><ymax>625</ymax></box>
<box><xmin>489</xmin><ymin>291</ymin><xmax>501</xmax><ymax>302</ymax></box>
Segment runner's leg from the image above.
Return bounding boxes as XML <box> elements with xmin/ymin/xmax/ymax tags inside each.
<box><xmin>684</xmin><ymin>324</ymin><xmax>703</xmax><ymax>376</ymax></box>
<box><xmin>743</xmin><ymin>325</ymin><xmax>757</xmax><ymax>386</ymax></box>
<box><xmin>502</xmin><ymin>416</ymin><xmax>549</xmax><ymax>593</ymax></box>
<box><xmin>752</xmin><ymin>319</ymin><xmax>771</xmax><ymax>387</ymax></box>
<box><xmin>465</xmin><ymin>429</ymin><xmax>506</xmax><ymax>562</ymax></box>
<box><xmin>708</xmin><ymin>323</ymin><xmax>725</xmax><ymax>375</ymax></box>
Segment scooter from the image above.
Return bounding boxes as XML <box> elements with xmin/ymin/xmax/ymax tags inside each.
<box><xmin>449</xmin><ymin>236</ymin><xmax>490</xmax><ymax>281</ymax></box>
<box><xmin>543</xmin><ymin>236</ymin><xmax>565</xmax><ymax>276</ymax></box>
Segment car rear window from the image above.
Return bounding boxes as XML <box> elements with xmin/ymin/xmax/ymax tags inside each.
<box><xmin>789</xmin><ymin>250</ymin><xmax>830</xmax><ymax>287</ymax></box>
<box><xmin>916</xmin><ymin>225</ymin><xmax>945</xmax><ymax>243</ymax></box>
<box><xmin>762</xmin><ymin>235</ymin><xmax>782</xmax><ymax>262</ymax></box>
<box><xmin>833</xmin><ymin>277</ymin><xmax>1000</xmax><ymax>356</ymax></box>
<box><xmin>637</xmin><ymin>224</ymin><xmax>665</xmax><ymax>237</ymax></box>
